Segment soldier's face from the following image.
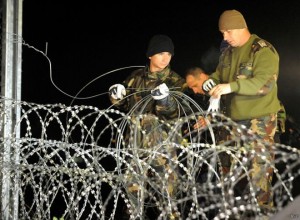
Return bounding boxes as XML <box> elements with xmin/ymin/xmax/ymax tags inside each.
<box><xmin>221</xmin><ymin>29</ymin><xmax>244</xmax><ymax>47</ymax></box>
<box><xmin>149</xmin><ymin>52</ymin><xmax>172</xmax><ymax>71</ymax></box>
<box><xmin>186</xmin><ymin>74</ymin><xmax>208</xmax><ymax>95</ymax></box>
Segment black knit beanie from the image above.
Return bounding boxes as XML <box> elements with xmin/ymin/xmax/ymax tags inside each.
<box><xmin>146</xmin><ymin>35</ymin><xmax>174</xmax><ymax>57</ymax></box>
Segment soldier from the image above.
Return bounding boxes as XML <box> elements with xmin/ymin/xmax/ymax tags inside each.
<box><xmin>108</xmin><ymin>34</ymin><xmax>189</xmax><ymax>219</ymax></box>
<box><xmin>185</xmin><ymin>67</ymin><xmax>210</xmax><ymax>129</ymax></box>
<box><xmin>202</xmin><ymin>9</ymin><xmax>281</xmax><ymax>214</ymax></box>
<box><xmin>185</xmin><ymin>67</ymin><xmax>231</xmax><ymax>175</ymax></box>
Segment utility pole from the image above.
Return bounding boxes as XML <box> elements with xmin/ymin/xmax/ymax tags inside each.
<box><xmin>0</xmin><ymin>0</ymin><xmax>23</xmax><ymax>219</ymax></box>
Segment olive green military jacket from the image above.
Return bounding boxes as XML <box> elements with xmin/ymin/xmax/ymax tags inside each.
<box><xmin>210</xmin><ymin>34</ymin><xmax>281</xmax><ymax>120</ymax></box>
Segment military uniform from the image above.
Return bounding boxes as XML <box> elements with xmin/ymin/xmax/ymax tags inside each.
<box><xmin>209</xmin><ymin>34</ymin><xmax>281</xmax><ymax>211</ymax></box>
<box><xmin>275</xmin><ymin>102</ymin><xmax>286</xmax><ymax>143</ymax></box>
<box><xmin>111</xmin><ymin>65</ymin><xmax>189</xmax><ymax>217</ymax></box>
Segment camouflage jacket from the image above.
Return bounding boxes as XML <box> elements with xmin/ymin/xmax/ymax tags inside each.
<box><xmin>110</xmin><ymin>65</ymin><xmax>190</xmax><ymax>120</ymax></box>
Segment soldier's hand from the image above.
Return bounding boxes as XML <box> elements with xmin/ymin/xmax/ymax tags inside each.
<box><xmin>202</xmin><ymin>79</ymin><xmax>216</xmax><ymax>92</ymax></box>
<box><xmin>109</xmin><ymin>84</ymin><xmax>126</xmax><ymax>100</ymax></box>
<box><xmin>207</xmin><ymin>96</ymin><xmax>220</xmax><ymax>113</ymax></box>
<box><xmin>193</xmin><ymin>116</ymin><xmax>208</xmax><ymax>130</ymax></box>
<box><xmin>151</xmin><ymin>83</ymin><xmax>169</xmax><ymax>100</ymax></box>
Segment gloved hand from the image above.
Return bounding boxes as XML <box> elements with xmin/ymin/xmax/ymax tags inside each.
<box><xmin>109</xmin><ymin>84</ymin><xmax>126</xmax><ymax>100</ymax></box>
<box><xmin>151</xmin><ymin>83</ymin><xmax>169</xmax><ymax>100</ymax></box>
<box><xmin>202</xmin><ymin>79</ymin><xmax>216</xmax><ymax>92</ymax></box>
<box><xmin>207</xmin><ymin>96</ymin><xmax>220</xmax><ymax>113</ymax></box>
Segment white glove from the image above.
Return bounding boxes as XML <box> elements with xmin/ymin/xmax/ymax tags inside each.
<box><xmin>151</xmin><ymin>83</ymin><xmax>169</xmax><ymax>100</ymax></box>
<box><xmin>207</xmin><ymin>96</ymin><xmax>220</xmax><ymax>113</ymax></box>
<box><xmin>202</xmin><ymin>79</ymin><xmax>216</xmax><ymax>92</ymax></box>
<box><xmin>109</xmin><ymin>84</ymin><xmax>126</xmax><ymax>100</ymax></box>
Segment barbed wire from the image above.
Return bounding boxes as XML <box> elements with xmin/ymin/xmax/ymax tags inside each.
<box><xmin>0</xmin><ymin>95</ymin><xmax>299</xmax><ymax>220</ymax></box>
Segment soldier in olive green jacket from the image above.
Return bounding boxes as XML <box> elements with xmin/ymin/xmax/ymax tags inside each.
<box><xmin>202</xmin><ymin>10</ymin><xmax>281</xmax><ymax>213</ymax></box>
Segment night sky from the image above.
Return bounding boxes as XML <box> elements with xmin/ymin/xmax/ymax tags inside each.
<box><xmin>22</xmin><ymin>1</ymin><xmax>300</xmax><ymax>123</ymax></box>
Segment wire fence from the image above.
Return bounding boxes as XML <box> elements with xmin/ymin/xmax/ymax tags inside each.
<box><xmin>0</xmin><ymin>97</ymin><xmax>299</xmax><ymax>220</ymax></box>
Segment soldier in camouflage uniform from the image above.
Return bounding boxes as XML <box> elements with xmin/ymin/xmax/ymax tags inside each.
<box><xmin>202</xmin><ymin>10</ymin><xmax>281</xmax><ymax>213</ymax></box>
<box><xmin>109</xmin><ymin>34</ymin><xmax>189</xmax><ymax>219</ymax></box>
<box><xmin>185</xmin><ymin>67</ymin><xmax>232</xmax><ymax>175</ymax></box>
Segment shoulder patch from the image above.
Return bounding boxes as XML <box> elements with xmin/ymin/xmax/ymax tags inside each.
<box><xmin>251</xmin><ymin>38</ymin><xmax>274</xmax><ymax>54</ymax></box>
<box><xmin>257</xmin><ymin>40</ymin><xmax>268</xmax><ymax>48</ymax></box>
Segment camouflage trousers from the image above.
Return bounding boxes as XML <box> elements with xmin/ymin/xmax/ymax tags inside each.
<box><xmin>124</xmin><ymin>114</ymin><xmax>180</xmax><ymax>217</ymax></box>
<box><xmin>234</xmin><ymin>113</ymin><xmax>277</xmax><ymax>211</ymax></box>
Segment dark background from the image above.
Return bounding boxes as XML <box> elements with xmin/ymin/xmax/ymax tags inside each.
<box><xmin>22</xmin><ymin>0</ymin><xmax>300</xmax><ymax>125</ymax></box>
